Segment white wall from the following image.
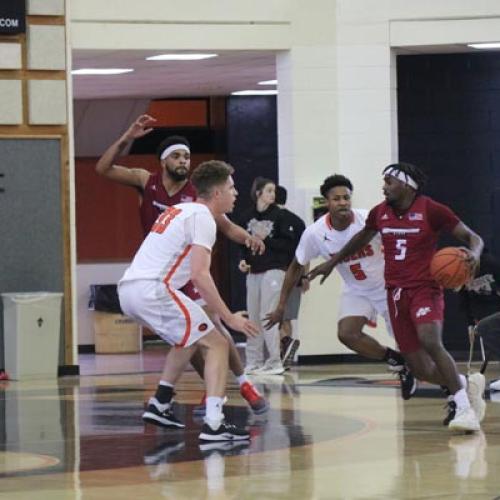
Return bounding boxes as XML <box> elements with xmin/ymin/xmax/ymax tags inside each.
<box><xmin>70</xmin><ymin>0</ymin><xmax>292</xmax><ymax>51</ymax></box>
<box><xmin>69</xmin><ymin>0</ymin><xmax>500</xmax><ymax>353</ymax></box>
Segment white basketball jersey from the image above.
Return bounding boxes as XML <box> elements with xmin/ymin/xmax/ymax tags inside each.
<box><xmin>120</xmin><ymin>202</ymin><xmax>216</xmax><ymax>290</ymax></box>
<box><xmin>295</xmin><ymin>209</ymin><xmax>385</xmax><ymax>294</ymax></box>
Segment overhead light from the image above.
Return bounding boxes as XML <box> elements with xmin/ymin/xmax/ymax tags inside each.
<box><xmin>146</xmin><ymin>53</ymin><xmax>218</xmax><ymax>61</ymax></box>
<box><xmin>71</xmin><ymin>68</ymin><xmax>134</xmax><ymax>75</ymax></box>
<box><xmin>467</xmin><ymin>42</ymin><xmax>500</xmax><ymax>49</ymax></box>
<box><xmin>258</xmin><ymin>79</ymin><xmax>277</xmax><ymax>85</ymax></box>
<box><xmin>231</xmin><ymin>90</ymin><xmax>278</xmax><ymax>96</ymax></box>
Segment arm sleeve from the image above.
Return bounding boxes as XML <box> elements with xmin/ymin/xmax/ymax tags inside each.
<box><xmin>427</xmin><ymin>198</ymin><xmax>460</xmax><ymax>233</ymax></box>
<box><xmin>295</xmin><ymin>226</ymin><xmax>320</xmax><ymax>265</ymax></box>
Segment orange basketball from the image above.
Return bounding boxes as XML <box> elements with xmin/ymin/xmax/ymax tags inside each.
<box><xmin>430</xmin><ymin>247</ymin><xmax>471</xmax><ymax>289</ymax></box>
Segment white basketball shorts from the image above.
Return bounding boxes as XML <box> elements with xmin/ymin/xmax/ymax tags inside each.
<box><xmin>118</xmin><ymin>280</ymin><xmax>214</xmax><ymax>347</ymax></box>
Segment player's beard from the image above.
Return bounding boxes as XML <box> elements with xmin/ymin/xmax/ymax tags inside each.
<box><xmin>167</xmin><ymin>166</ymin><xmax>189</xmax><ymax>182</ymax></box>
<box><xmin>385</xmin><ymin>195</ymin><xmax>396</xmax><ymax>206</ymax></box>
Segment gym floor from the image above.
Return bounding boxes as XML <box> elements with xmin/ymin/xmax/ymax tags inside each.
<box><xmin>1</xmin><ymin>348</ymin><xmax>499</xmax><ymax>499</ymax></box>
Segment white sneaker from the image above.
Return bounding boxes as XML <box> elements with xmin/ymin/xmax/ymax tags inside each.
<box><xmin>254</xmin><ymin>365</ymin><xmax>285</xmax><ymax>375</ymax></box>
<box><xmin>244</xmin><ymin>365</ymin><xmax>263</xmax><ymax>375</ymax></box>
<box><xmin>467</xmin><ymin>372</ymin><xmax>486</xmax><ymax>422</ymax></box>
<box><xmin>448</xmin><ymin>407</ymin><xmax>480</xmax><ymax>432</ymax></box>
<box><xmin>489</xmin><ymin>379</ymin><xmax>500</xmax><ymax>391</ymax></box>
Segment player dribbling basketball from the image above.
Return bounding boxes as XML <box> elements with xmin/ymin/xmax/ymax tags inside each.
<box><xmin>308</xmin><ymin>162</ymin><xmax>486</xmax><ymax>432</ymax></box>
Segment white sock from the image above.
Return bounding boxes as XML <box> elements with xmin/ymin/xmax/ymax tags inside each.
<box><xmin>159</xmin><ymin>380</ymin><xmax>174</xmax><ymax>388</ymax></box>
<box><xmin>237</xmin><ymin>374</ymin><xmax>248</xmax><ymax>386</ymax></box>
<box><xmin>205</xmin><ymin>396</ymin><xmax>224</xmax><ymax>429</ymax></box>
<box><xmin>459</xmin><ymin>374</ymin><xmax>467</xmax><ymax>389</ymax></box>
<box><xmin>453</xmin><ymin>388</ymin><xmax>471</xmax><ymax>410</ymax></box>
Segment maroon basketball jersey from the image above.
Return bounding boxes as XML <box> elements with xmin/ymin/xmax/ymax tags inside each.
<box><xmin>139</xmin><ymin>172</ymin><xmax>197</xmax><ymax>235</ymax></box>
<box><xmin>365</xmin><ymin>195</ymin><xmax>460</xmax><ymax>288</ymax></box>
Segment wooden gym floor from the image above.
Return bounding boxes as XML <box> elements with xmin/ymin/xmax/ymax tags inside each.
<box><xmin>1</xmin><ymin>348</ymin><xmax>499</xmax><ymax>499</ymax></box>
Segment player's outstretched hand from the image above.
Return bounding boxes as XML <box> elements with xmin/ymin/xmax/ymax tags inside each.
<box><xmin>125</xmin><ymin>114</ymin><xmax>156</xmax><ymax>141</ymax></box>
<box><xmin>263</xmin><ymin>306</ymin><xmax>285</xmax><ymax>330</ymax></box>
<box><xmin>245</xmin><ymin>235</ymin><xmax>265</xmax><ymax>255</ymax></box>
<box><xmin>307</xmin><ymin>260</ymin><xmax>335</xmax><ymax>284</ymax></box>
<box><xmin>459</xmin><ymin>247</ymin><xmax>480</xmax><ymax>280</ymax></box>
<box><xmin>226</xmin><ymin>311</ymin><xmax>260</xmax><ymax>338</ymax></box>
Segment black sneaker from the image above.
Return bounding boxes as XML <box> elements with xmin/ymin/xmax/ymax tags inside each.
<box><xmin>397</xmin><ymin>367</ymin><xmax>417</xmax><ymax>400</ymax></box>
<box><xmin>443</xmin><ymin>399</ymin><xmax>457</xmax><ymax>426</ymax></box>
<box><xmin>199</xmin><ymin>421</ymin><xmax>250</xmax><ymax>441</ymax></box>
<box><xmin>282</xmin><ymin>338</ymin><xmax>300</xmax><ymax>368</ymax></box>
<box><xmin>143</xmin><ymin>401</ymin><xmax>185</xmax><ymax>429</ymax></box>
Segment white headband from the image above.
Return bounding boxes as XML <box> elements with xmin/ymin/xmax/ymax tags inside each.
<box><xmin>385</xmin><ymin>168</ymin><xmax>418</xmax><ymax>190</ymax></box>
<box><xmin>160</xmin><ymin>144</ymin><xmax>190</xmax><ymax>161</ymax></box>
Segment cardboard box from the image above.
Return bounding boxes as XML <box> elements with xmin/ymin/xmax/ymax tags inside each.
<box><xmin>93</xmin><ymin>311</ymin><xmax>142</xmax><ymax>353</ymax></box>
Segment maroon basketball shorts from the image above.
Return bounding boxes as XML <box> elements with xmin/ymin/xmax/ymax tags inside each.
<box><xmin>387</xmin><ymin>285</ymin><xmax>444</xmax><ymax>353</ymax></box>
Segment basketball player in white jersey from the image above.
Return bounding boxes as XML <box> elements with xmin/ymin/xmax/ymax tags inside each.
<box><xmin>119</xmin><ymin>161</ymin><xmax>259</xmax><ymax>441</ymax></box>
<box><xmin>265</xmin><ymin>174</ymin><xmax>416</xmax><ymax>399</ymax></box>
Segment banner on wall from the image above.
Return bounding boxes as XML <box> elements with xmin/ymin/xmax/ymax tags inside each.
<box><xmin>0</xmin><ymin>0</ymin><xmax>26</xmax><ymax>34</ymax></box>
<box><xmin>312</xmin><ymin>196</ymin><xmax>327</xmax><ymax>221</ymax></box>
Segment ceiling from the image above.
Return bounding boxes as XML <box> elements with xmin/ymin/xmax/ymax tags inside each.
<box><xmin>71</xmin><ymin>50</ymin><xmax>277</xmax><ymax>100</ymax></box>
<box><xmin>71</xmin><ymin>45</ymin><xmax>490</xmax><ymax>100</ymax></box>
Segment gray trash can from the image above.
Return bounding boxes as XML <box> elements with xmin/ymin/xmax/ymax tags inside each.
<box><xmin>1</xmin><ymin>292</ymin><xmax>63</xmax><ymax>380</ymax></box>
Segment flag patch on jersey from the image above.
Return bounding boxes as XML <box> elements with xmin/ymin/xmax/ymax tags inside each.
<box><xmin>409</xmin><ymin>212</ymin><xmax>423</xmax><ymax>221</ymax></box>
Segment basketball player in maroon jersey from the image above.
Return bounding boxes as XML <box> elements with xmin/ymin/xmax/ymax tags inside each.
<box><xmin>96</xmin><ymin>114</ymin><xmax>267</xmax><ymax>420</ymax></box>
<box><xmin>308</xmin><ymin>162</ymin><xmax>485</xmax><ymax>432</ymax></box>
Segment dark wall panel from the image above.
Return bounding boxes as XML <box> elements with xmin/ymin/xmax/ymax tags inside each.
<box><xmin>226</xmin><ymin>96</ymin><xmax>278</xmax><ymax>312</ymax></box>
<box><xmin>398</xmin><ymin>52</ymin><xmax>500</xmax><ymax>352</ymax></box>
<box><xmin>0</xmin><ymin>139</ymin><xmax>64</xmax><ymax>367</ymax></box>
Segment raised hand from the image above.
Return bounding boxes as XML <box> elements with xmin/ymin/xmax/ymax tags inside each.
<box><xmin>124</xmin><ymin>114</ymin><xmax>157</xmax><ymax>141</ymax></box>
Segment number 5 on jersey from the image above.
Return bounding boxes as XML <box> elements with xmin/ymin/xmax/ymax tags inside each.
<box><xmin>395</xmin><ymin>239</ymin><xmax>407</xmax><ymax>261</ymax></box>
<box><xmin>349</xmin><ymin>262</ymin><xmax>367</xmax><ymax>280</ymax></box>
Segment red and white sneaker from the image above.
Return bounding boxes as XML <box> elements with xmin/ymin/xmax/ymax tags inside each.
<box><xmin>192</xmin><ymin>394</ymin><xmax>207</xmax><ymax>417</ymax></box>
<box><xmin>240</xmin><ymin>381</ymin><xmax>269</xmax><ymax>414</ymax></box>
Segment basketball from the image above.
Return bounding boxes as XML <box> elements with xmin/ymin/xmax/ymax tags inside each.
<box><xmin>430</xmin><ymin>247</ymin><xmax>471</xmax><ymax>289</ymax></box>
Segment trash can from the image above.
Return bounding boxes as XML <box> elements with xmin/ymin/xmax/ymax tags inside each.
<box><xmin>89</xmin><ymin>285</ymin><xmax>141</xmax><ymax>354</ymax></box>
<box><xmin>1</xmin><ymin>292</ymin><xmax>63</xmax><ymax>380</ymax></box>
